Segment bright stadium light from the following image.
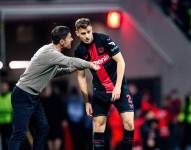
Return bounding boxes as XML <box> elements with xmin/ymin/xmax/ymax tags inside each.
<box><xmin>107</xmin><ymin>11</ymin><xmax>121</xmax><ymax>29</ymax></box>
<box><xmin>0</xmin><ymin>61</ymin><xmax>3</xmax><ymax>69</ymax></box>
<box><xmin>9</xmin><ymin>61</ymin><xmax>30</xmax><ymax>69</ymax></box>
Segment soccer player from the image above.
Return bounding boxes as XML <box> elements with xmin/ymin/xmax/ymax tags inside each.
<box><xmin>8</xmin><ymin>26</ymin><xmax>100</xmax><ymax>150</ymax></box>
<box><xmin>75</xmin><ymin>18</ymin><xmax>134</xmax><ymax>150</ymax></box>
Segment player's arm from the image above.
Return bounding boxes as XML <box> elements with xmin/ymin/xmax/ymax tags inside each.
<box><xmin>77</xmin><ymin>70</ymin><xmax>93</xmax><ymax>116</ymax></box>
<box><xmin>77</xmin><ymin>70</ymin><xmax>89</xmax><ymax>102</ymax></box>
<box><xmin>111</xmin><ymin>52</ymin><xmax>125</xmax><ymax>101</ymax></box>
<box><xmin>112</xmin><ymin>52</ymin><xmax>125</xmax><ymax>90</ymax></box>
<box><xmin>103</xmin><ymin>34</ymin><xmax>125</xmax><ymax>101</ymax></box>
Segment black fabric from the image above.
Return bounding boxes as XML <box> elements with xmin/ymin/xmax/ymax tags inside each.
<box><xmin>75</xmin><ymin>33</ymin><xmax>121</xmax><ymax>93</ymax></box>
<box><xmin>115</xmin><ymin>130</ymin><xmax>134</xmax><ymax>150</ymax></box>
<box><xmin>93</xmin><ymin>132</ymin><xmax>105</xmax><ymax>150</ymax></box>
<box><xmin>124</xmin><ymin>130</ymin><xmax>134</xmax><ymax>142</ymax></box>
<box><xmin>8</xmin><ymin>86</ymin><xmax>49</xmax><ymax>150</ymax></box>
<box><xmin>92</xmin><ymin>87</ymin><xmax>134</xmax><ymax>117</ymax></box>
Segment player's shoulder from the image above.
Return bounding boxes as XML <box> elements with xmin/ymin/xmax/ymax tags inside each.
<box><xmin>94</xmin><ymin>32</ymin><xmax>109</xmax><ymax>41</ymax></box>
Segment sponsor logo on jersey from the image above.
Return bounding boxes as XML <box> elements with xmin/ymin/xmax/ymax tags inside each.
<box><xmin>94</xmin><ymin>54</ymin><xmax>110</xmax><ymax>65</ymax></box>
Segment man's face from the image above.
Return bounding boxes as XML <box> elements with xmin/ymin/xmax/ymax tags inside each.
<box><xmin>76</xmin><ymin>25</ymin><xmax>93</xmax><ymax>44</ymax></box>
<box><xmin>60</xmin><ymin>32</ymin><xmax>73</xmax><ymax>50</ymax></box>
<box><xmin>1</xmin><ymin>82</ymin><xmax>9</xmax><ymax>94</ymax></box>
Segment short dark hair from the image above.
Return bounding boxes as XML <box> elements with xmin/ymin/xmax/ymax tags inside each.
<box><xmin>51</xmin><ymin>26</ymin><xmax>70</xmax><ymax>44</ymax></box>
<box><xmin>75</xmin><ymin>18</ymin><xmax>91</xmax><ymax>30</ymax></box>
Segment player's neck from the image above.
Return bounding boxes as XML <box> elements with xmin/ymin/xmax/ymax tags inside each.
<box><xmin>53</xmin><ymin>44</ymin><xmax>62</xmax><ymax>52</ymax></box>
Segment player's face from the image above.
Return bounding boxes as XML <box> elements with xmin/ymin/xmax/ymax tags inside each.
<box><xmin>76</xmin><ymin>26</ymin><xmax>93</xmax><ymax>44</ymax></box>
<box><xmin>60</xmin><ymin>32</ymin><xmax>73</xmax><ymax>50</ymax></box>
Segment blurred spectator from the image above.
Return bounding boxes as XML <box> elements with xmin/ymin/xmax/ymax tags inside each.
<box><xmin>178</xmin><ymin>89</ymin><xmax>191</xmax><ymax>149</ymax></box>
<box><xmin>0</xmin><ymin>81</ymin><xmax>12</xmax><ymax>150</ymax></box>
<box><xmin>140</xmin><ymin>91</ymin><xmax>160</xmax><ymax>150</ymax></box>
<box><xmin>41</xmin><ymin>84</ymin><xmax>64</xmax><ymax>150</ymax></box>
<box><xmin>175</xmin><ymin>0</ymin><xmax>191</xmax><ymax>32</ymax></box>
<box><xmin>169</xmin><ymin>0</ymin><xmax>179</xmax><ymax>19</ymax></box>
<box><xmin>140</xmin><ymin>90</ymin><xmax>171</xmax><ymax>149</ymax></box>
<box><xmin>134</xmin><ymin>112</ymin><xmax>146</xmax><ymax>149</ymax></box>
<box><xmin>128</xmin><ymin>83</ymin><xmax>142</xmax><ymax>113</ymax></box>
<box><xmin>141</xmin><ymin>90</ymin><xmax>158</xmax><ymax>114</ymax></box>
<box><xmin>160</xmin><ymin>0</ymin><xmax>172</xmax><ymax>15</ymax></box>
<box><xmin>161</xmin><ymin>89</ymin><xmax>181</xmax><ymax>150</ymax></box>
<box><xmin>140</xmin><ymin>111</ymin><xmax>160</xmax><ymax>150</ymax></box>
<box><xmin>157</xmin><ymin>107</ymin><xmax>170</xmax><ymax>150</ymax></box>
<box><xmin>65</xmin><ymin>87</ymin><xmax>88</xmax><ymax>150</ymax></box>
<box><xmin>158</xmin><ymin>0</ymin><xmax>191</xmax><ymax>38</ymax></box>
<box><xmin>169</xmin><ymin>90</ymin><xmax>182</xmax><ymax>142</ymax></box>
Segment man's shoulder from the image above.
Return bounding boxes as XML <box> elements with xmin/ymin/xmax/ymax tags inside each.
<box><xmin>37</xmin><ymin>43</ymin><xmax>53</xmax><ymax>53</ymax></box>
<box><xmin>40</xmin><ymin>43</ymin><xmax>53</xmax><ymax>50</ymax></box>
<box><xmin>33</xmin><ymin>43</ymin><xmax>57</xmax><ymax>60</ymax></box>
<box><xmin>94</xmin><ymin>33</ymin><xmax>111</xmax><ymax>46</ymax></box>
<box><xmin>94</xmin><ymin>32</ymin><xmax>109</xmax><ymax>40</ymax></box>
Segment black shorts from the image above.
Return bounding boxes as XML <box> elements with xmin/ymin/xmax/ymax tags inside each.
<box><xmin>92</xmin><ymin>86</ymin><xmax>134</xmax><ymax>117</ymax></box>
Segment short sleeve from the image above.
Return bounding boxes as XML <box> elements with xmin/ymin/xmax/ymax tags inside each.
<box><xmin>103</xmin><ymin>34</ymin><xmax>120</xmax><ymax>57</ymax></box>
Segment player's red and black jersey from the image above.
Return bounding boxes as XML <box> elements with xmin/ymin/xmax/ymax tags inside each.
<box><xmin>75</xmin><ymin>33</ymin><xmax>127</xmax><ymax>94</ymax></box>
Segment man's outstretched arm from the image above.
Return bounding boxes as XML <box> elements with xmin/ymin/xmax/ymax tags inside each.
<box><xmin>49</xmin><ymin>50</ymin><xmax>99</xmax><ymax>71</ymax></box>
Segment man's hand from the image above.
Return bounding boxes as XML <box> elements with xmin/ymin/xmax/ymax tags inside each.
<box><xmin>86</xmin><ymin>102</ymin><xmax>93</xmax><ymax>117</ymax></box>
<box><xmin>89</xmin><ymin>62</ymin><xmax>100</xmax><ymax>71</ymax></box>
<box><xmin>111</xmin><ymin>86</ymin><xmax>121</xmax><ymax>101</ymax></box>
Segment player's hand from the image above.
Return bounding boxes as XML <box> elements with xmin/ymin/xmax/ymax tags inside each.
<box><xmin>111</xmin><ymin>86</ymin><xmax>121</xmax><ymax>101</ymax></box>
<box><xmin>89</xmin><ymin>62</ymin><xmax>100</xmax><ymax>71</ymax></box>
<box><xmin>86</xmin><ymin>102</ymin><xmax>93</xmax><ymax>117</ymax></box>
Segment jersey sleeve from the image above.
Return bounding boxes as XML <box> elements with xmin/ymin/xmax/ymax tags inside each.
<box><xmin>103</xmin><ymin>34</ymin><xmax>120</xmax><ymax>57</ymax></box>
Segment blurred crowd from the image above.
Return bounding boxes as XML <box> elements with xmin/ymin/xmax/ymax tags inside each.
<box><xmin>1</xmin><ymin>79</ymin><xmax>191</xmax><ymax>150</ymax></box>
<box><xmin>156</xmin><ymin>0</ymin><xmax>191</xmax><ymax>39</ymax></box>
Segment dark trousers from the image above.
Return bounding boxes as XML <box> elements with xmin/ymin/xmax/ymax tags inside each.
<box><xmin>0</xmin><ymin>124</ymin><xmax>12</xmax><ymax>150</ymax></box>
<box><xmin>8</xmin><ymin>87</ymin><xmax>49</xmax><ymax>150</ymax></box>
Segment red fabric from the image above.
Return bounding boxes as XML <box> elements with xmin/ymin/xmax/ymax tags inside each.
<box><xmin>63</xmin><ymin>124</ymin><xmax>73</xmax><ymax>150</ymax></box>
<box><xmin>108</xmin><ymin>105</ymin><xmax>123</xmax><ymax>150</ymax></box>
<box><xmin>134</xmin><ymin>117</ymin><xmax>145</xmax><ymax>145</ymax></box>
<box><xmin>157</xmin><ymin>109</ymin><xmax>170</xmax><ymax>137</ymax></box>
<box><xmin>88</xmin><ymin>43</ymin><xmax>114</xmax><ymax>92</ymax></box>
<box><xmin>168</xmin><ymin>99</ymin><xmax>181</xmax><ymax>122</ymax></box>
<box><xmin>141</xmin><ymin>101</ymin><xmax>158</xmax><ymax>113</ymax></box>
